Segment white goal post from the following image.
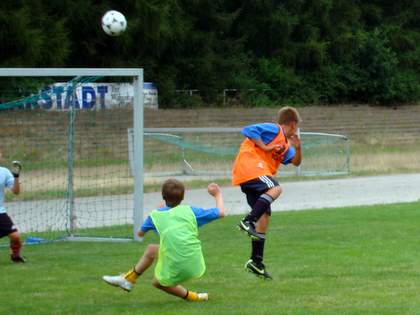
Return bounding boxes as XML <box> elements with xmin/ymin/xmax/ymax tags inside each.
<box><xmin>0</xmin><ymin>68</ymin><xmax>144</xmax><ymax>242</ymax></box>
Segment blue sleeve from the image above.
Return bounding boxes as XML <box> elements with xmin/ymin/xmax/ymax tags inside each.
<box><xmin>191</xmin><ymin>206</ymin><xmax>220</xmax><ymax>227</ymax></box>
<box><xmin>282</xmin><ymin>146</ymin><xmax>296</xmax><ymax>165</ymax></box>
<box><xmin>140</xmin><ymin>215</ymin><xmax>156</xmax><ymax>233</ymax></box>
<box><xmin>242</xmin><ymin>123</ymin><xmax>279</xmax><ymax>144</ymax></box>
<box><xmin>5</xmin><ymin>169</ymin><xmax>14</xmax><ymax>189</ymax></box>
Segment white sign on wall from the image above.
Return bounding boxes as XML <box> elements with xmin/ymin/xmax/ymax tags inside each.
<box><xmin>24</xmin><ymin>82</ymin><xmax>158</xmax><ymax>110</ymax></box>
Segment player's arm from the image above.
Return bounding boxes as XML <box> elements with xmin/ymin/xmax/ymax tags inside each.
<box><xmin>10</xmin><ymin>176</ymin><xmax>20</xmax><ymax>195</ymax></box>
<box><xmin>291</xmin><ymin>146</ymin><xmax>301</xmax><ymax>166</ymax></box>
<box><xmin>191</xmin><ymin>184</ymin><xmax>225</xmax><ymax>226</ymax></box>
<box><xmin>137</xmin><ymin>215</ymin><xmax>154</xmax><ymax>237</ymax></box>
<box><xmin>289</xmin><ymin>134</ymin><xmax>302</xmax><ymax>166</ymax></box>
<box><xmin>5</xmin><ymin>165</ymin><xmax>20</xmax><ymax>195</ymax></box>
<box><xmin>282</xmin><ymin>138</ymin><xmax>301</xmax><ymax>167</ymax></box>
<box><xmin>207</xmin><ymin>183</ymin><xmax>225</xmax><ymax>218</ymax></box>
<box><xmin>137</xmin><ymin>201</ymin><xmax>167</xmax><ymax>237</ymax></box>
<box><xmin>250</xmin><ymin>138</ymin><xmax>284</xmax><ymax>152</ymax></box>
<box><xmin>242</xmin><ymin>123</ymin><xmax>283</xmax><ymax>152</ymax></box>
<box><xmin>10</xmin><ymin>161</ymin><xmax>21</xmax><ymax>195</ymax></box>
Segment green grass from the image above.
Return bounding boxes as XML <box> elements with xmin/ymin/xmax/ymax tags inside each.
<box><xmin>1</xmin><ymin>202</ymin><xmax>420</xmax><ymax>314</ymax></box>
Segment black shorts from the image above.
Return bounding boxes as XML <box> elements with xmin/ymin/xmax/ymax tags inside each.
<box><xmin>240</xmin><ymin>176</ymin><xmax>280</xmax><ymax>215</ymax></box>
<box><xmin>0</xmin><ymin>213</ymin><xmax>18</xmax><ymax>238</ymax></box>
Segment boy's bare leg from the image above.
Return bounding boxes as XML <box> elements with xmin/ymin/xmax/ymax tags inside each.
<box><xmin>103</xmin><ymin>244</ymin><xmax>159</xmax><ymax>291</ymax></box>
<box><xmin>123</xmin><ymin>244</ymin><xmax>159</xmax><ymax>283</ymax></box>
<box><xmin>152</xmin><ymin>278</ymin><xmax>208</xmax><ymax>301</ymax></box>
<box><xmin>133</xmin><ymin>244</ymin><xmax>159</xmax><ymax>274</ymax></box>
<box><xmin>266</xmin><ymin>186</ymin><xmax>282</xmax><ymax>200</ymax></box>
<box><xmin>9</xmin><ymin>231</ymin><xmax>25</xmax><ymax>262</ymax></box>
<box><xmin>152</xmin><ymin>278</ymin><xmax>187</xmax><ymax>297</ymax></box>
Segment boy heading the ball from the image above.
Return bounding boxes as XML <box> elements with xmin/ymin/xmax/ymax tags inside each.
<box><xmin>232</xmin><ymin>106</ymin><xmax>302</xmax><ymax>279</ymax></box>
<box><xmin>103</xmin><ymin>178</ymin><xmax>225</xmax><ymax>301</ymax></box>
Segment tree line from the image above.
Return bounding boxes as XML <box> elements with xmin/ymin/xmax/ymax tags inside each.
<box><xmin>0</xmin><ymin>0</ymin><xmax>419</xmax><ymax>107</ymax></box>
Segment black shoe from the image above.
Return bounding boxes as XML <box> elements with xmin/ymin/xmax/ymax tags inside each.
<box><xmin>238</xmin><ymin>219</ymin><xmax>265</xmax><ymax>240</ymax></box>
<box><xmin>245</xmin><ymin>259</ymin><xmax>272</xmax><ymax>280</ymax></box>
<box><xmin>11</xmin><ymin>255</ymin><xmax>26</xmax><ymax>263</ymax></box>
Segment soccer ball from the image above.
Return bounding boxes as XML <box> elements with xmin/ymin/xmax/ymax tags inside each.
<box><xmin>101</xmin><ymin>10</ymin><xmax>127</xmax><ymax>36</ymax></box>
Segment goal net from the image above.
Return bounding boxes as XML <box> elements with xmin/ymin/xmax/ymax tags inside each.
<box><xmin>135</xmin><ymin>128</ymin><xmax>349</xmax><ymax>179</ymax></box>
<box><xmin>0</xmin><ymin>69</ymin><xmax>144</xmax><ymax>243</ymax></box>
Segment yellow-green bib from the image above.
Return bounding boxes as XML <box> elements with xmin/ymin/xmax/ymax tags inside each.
<box><xmin>150</xmin><ymin>205</ymin><xmax>206</xmax><ymax>286</ymax></box>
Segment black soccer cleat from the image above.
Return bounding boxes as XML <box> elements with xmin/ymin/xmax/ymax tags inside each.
<box><xmin>245</xmin><ymin>259</ymin><xmax>272</xmax><ymax>280</ymax></box>
<box><xmin>11</xmin><ymin>254</ymin><xmax>26</xmax><ymax>263</ymax></box>
<box><xmin>237</xmin><ymin>219</ymin><xmax>265</xmax><ymax>241</ymax></box>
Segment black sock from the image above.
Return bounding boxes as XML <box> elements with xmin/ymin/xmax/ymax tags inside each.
<box><xmin>251</xmin><ymin>235</ymin><xmax>265</xmax><ymax>263</ymax></box>
<box><xmin>245</xmin><ymin>194</ymin><xmax>274</xmax><ymax>223</ymax></box>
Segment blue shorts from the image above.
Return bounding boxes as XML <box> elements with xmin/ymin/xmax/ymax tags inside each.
<box><xmin>240</xmin><ymin>176</ymin><xmax>280</xmax><ymax>215</ymax></box>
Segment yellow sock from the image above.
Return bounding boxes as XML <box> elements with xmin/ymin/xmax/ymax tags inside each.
<box><xmin>123</xmin><ymin>268</ymin><xmax>139</xmax><ymax>284</ymax></box>
<box><xmin>185</xmin><ymin>291</ymin><xmax>208</xmax><ymax>302</ymax></box>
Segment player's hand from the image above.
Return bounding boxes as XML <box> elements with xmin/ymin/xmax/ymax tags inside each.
<box><xmin>252</xmin><ymin>138</ymin><xmax>282</xmax><ymax>152</ymax></box>
<box><xmin>11</xmin><ymin>161</ymin><xmax>22</xmax><ymax>178</ymax></box>
<box><xmin>137</xmin><ymin>230</ymin><xmax>145</xmax><ymax>241</ymax></box>
<box><xmin>207</xmin><ymin>183</ymin><xmax>221</xmax><ymax>197</ymax></box>
<box><xmin>289</xmin><ymin>134</ymin><xmax>301</xmax><ymax>149</ymax></box>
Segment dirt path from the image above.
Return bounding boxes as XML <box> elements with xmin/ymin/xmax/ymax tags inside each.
<box><xmin>178</xmin><ymin>173</ymin><xmax>420</xmax><ymax>215</ymax></box>
<box><xmin>9</xmin><ymin>173</ymin><xmax>420</xmax><ymax>233</ymax></box>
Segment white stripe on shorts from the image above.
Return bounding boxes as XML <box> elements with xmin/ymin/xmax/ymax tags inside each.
<box><xmin>259</xmin><ymin>175</ymin><xmax>274</xmax><ymax>188</ymax></box>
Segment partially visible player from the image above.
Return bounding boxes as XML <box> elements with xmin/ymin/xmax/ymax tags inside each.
<box><xmin>0</xmin><ymin>149</ymin><xmax>25</xmax><ymax>263</ymax></box>
<box><xmin>103</xmin><ymin>179</ymin><xmax>225</xmax><ymax>301</ymax></box>
<box><xmin>232</xmin><ymin>106</ymin><xmax>302</xmax><ymax>279</ymax></box>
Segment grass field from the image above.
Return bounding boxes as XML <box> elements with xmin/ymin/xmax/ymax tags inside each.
<box><xmin>1</xmin><ymin>201</ymin><xmax>420</xmax><ymax>315</ymax></box>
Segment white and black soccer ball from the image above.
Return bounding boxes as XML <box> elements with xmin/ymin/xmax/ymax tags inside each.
<box><xmin>101</xmin><ymin>10</ymin><xmax>127</xmax><ymax>36</ymax></box>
